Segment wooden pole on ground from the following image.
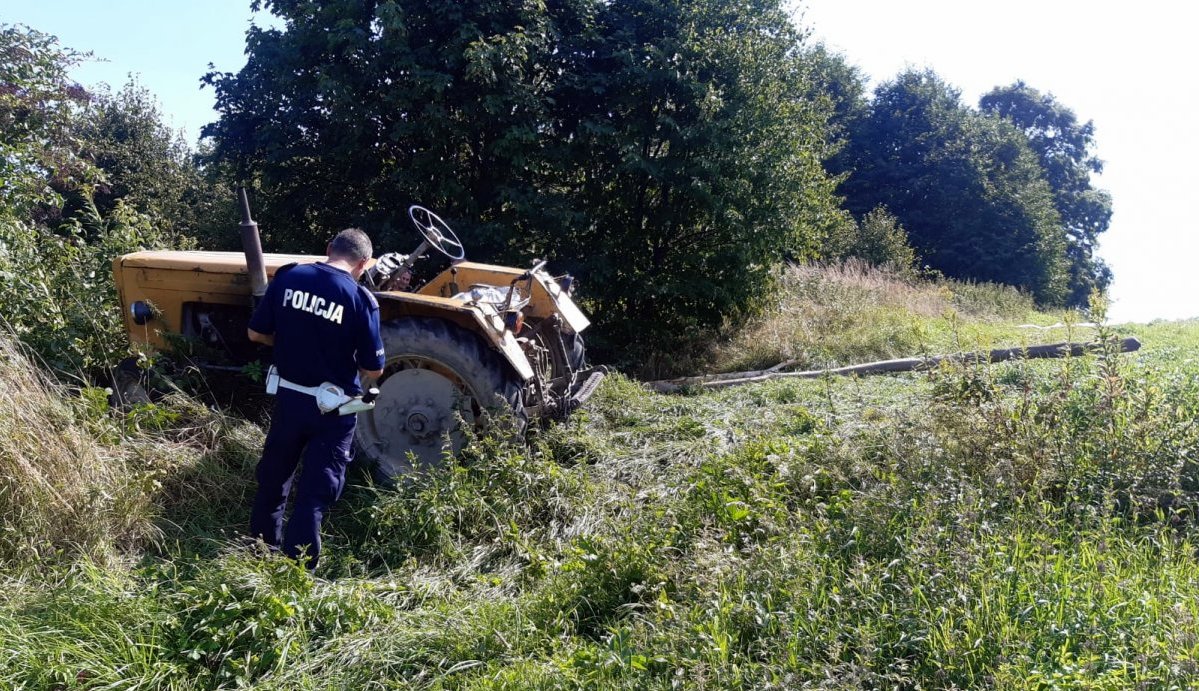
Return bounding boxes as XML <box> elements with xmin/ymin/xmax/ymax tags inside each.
<box><xmin>645</xmin><ymin>337</ymin><xmax>1141</xmax><ymax>393</ymax></box>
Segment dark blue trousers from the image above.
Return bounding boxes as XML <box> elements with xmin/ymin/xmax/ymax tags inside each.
<box><xmin>250</xmin><ymin>389</ymin><xmax>356</xmax><ymax>568</ymax></box>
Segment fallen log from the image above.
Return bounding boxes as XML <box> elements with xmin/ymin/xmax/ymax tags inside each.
<box><xmin>646</xmin><ymin>337</ymin><xmax>1142</xmax><ymax>393</ymax></box>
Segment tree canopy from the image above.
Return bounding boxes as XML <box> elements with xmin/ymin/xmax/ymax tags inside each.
<box><xmin>0</xmin><ymin>24</ymin><xmax>93</xmax><ymax>217</ymax></box>
<box><xmin>980</xmin><ymin>81</ymin><xmax>1112</xmax><ymax>306</ymax></box>
<box><xmin>0</xmin><ymin>24</ymin><xmax>212</xmax><ymax>372</ymax></box>
<box><xmin>203</xmin><ymin>0</ymin><xmax>578</xmax><ymax>255</ymax></box>
<box><xmin>202</xmin><ymin>0</ymin><xmax>850</xmax><ymax>357</ymax></box>
<box><xmin>831</xmin><ymin>70</ymin><xmax>1069</xmax><ymax>304</ymax></box>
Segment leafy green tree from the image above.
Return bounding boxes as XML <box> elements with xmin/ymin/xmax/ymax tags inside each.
<box><xmin>202</xmin><ymin>0</ymin><xmax>579</xmax><ymax>255</ymax></box>
<box><xmin>980</xmin><ymin>82</ymin><xmax>1112</xmax><ymax>306</ymax></box>
<box><xmin>2</xmin><ymin>26</ymin><xmax>220</xmax><ymax>237</ymax></box>
<box><xmin>825</xmin><ymin>205</ymin><xmax>917</xmax><ymax>273</ymax></box>
<box><xmin>76</xmin><ymin>83</ymin><xmax>193</xmax><ymax>221</ymax></box>
<box><xmin>802</xmin><ymin>43</ymin><xmax>869</xmax><ymax>154</ymax></box>
<box><xmin>73</xmin><ymin>81</ymin><xmax>235</xmax><ymax>242</ymax></box>
<box><xmin>532</xmin><ymin>0</ymin><xmax>849</xmax><ymax>355</ymax></box>
<box><xmin>0</xmin><ymin>25</ymin><xmax>210</xmax><ymax>373</ymax></box>
<box><xmin>203</xmin><ymin>0</ymin><xmax>849</xmax><ymax>358</ymax></box>
<box><xmin>833</xmin><ymin>70</ymin><xmax>1068</xmax><ymax>303</ymax></box>
<box><xmin>0</xmin><ymin>24</ymin><xmax>95</xmax><ymax>217</ymax></box>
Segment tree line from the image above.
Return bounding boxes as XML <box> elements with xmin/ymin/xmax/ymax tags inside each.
<box><xmin>1</xmin><ymin>1</ymin><xmax>1111</xmax><ymax>366</ymax></box>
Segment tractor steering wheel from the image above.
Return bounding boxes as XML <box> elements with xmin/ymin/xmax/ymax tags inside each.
<box><xmin>407</xmin><ymin>205</ymin><xmax>465</xmax><ymax>262</ymax></box>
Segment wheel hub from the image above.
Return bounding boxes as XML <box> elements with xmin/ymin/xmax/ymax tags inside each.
<box><xmin>407</xmin><ymin>411</ymin><xmax>429</xmax><ymax>434</ymax></box>
<box><xmin>399</xmin><ymin>400</ymin><xmax>444</xmax><ymax>441</ymax></box>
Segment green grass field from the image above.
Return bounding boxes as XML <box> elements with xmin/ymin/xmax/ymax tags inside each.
<box><xmin>3</xmin><ymin>265</ymin><xmax>1199</xmax><ymax>689</ymax></box>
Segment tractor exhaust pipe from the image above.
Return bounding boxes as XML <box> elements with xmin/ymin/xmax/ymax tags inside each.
<box><xmin>237</xmin><ymin>186</ymin><xmax>268</xmax><ymax>305</ymax></box>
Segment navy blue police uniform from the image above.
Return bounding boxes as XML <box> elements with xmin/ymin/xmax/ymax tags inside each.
<box><xmin>247</xmin><ymin>261</ymin><xmax>385</xmax><ymax>568</ymax></box>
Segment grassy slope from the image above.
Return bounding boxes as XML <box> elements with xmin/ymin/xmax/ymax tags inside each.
<box><xmin>704</xmin><ymin>261</ymin><xmax>1086</xmax><ymax>375</ymax></box>
<box><xmin>4</xmin><ymin>265</ymin><xmax>1199</xmax><ymax>689</ymax></box>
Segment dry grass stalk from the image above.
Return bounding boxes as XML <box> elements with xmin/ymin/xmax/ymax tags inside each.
<box><xmin>0</xmin><ymin>335</ymin><xmax>158</xmax><ymax>565</ymax></box>
<box><xmin>707</xmin><ymin>260</ymin><xmax>1036</xmax><ymax>374</ymax></box>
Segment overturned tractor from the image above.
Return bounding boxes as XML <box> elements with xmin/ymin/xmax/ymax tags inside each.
<box><xmin>113</xmin><ymin>192</ymin><xmax>604</xmax><ymax>478</ymax></box>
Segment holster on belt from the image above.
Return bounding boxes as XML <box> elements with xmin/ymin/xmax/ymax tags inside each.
<box><xmin>264</xmin><ymin>365</ymin><xmax>375</xmax><ymax>416</ymax></box>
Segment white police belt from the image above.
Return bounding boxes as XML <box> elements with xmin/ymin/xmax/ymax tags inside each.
<box><xmin>265</xmin><ymin>365</ymin><xmax>375</xmax><ymax>416</ymax></box>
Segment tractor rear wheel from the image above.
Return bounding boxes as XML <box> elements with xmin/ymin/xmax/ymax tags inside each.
<box><xmin>355</xmin><ymin>317</ymin><xmax>524</xmax><ymax>478</ymax></box>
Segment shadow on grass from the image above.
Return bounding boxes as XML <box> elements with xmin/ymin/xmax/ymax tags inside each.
<box><xmin>148</xmin><ymin>446</ymin><xmax>388</xmax><ymax>580</ymax></box>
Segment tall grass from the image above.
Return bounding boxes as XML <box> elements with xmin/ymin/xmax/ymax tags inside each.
<box><xmin>0</xmin><ymin>336</ymin><xmax>153</xmax><ymax>566</ymax></box>
<box><xmin>704</xmin><ymin>260</ymin><xmax>1051</xmax><ymax>375</ymax></box>
<box><xmin>4</xmin><ymin>274</ymin><xmax>1199</xmax><ymax>688</ymax></box>
<box><xmin>0</xmin><ymin>331</ymin><xmax>262</xmax><ymax>571</ymax></box>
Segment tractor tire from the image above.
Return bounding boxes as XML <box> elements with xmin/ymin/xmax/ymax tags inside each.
<box><xmin>355</xmin><ymin>316</ymin><xmax>524</xmax><ymax>479</ymax></box>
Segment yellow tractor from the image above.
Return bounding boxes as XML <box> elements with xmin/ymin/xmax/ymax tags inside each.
<box><xmin>112</xmin><ymin>190</ymin><xmax>604</xmax><ymax>477</ymax></box>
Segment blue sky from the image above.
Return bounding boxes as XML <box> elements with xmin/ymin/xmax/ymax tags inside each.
<box><xmin>3</xmin><ymin>0</ymin><xmax>274</xmax><ymax>141</ymax></box>
<box><xmin>5</xmin><ymin>0</ymin><xmax>1193</xmax><ymax>323</ymax></box>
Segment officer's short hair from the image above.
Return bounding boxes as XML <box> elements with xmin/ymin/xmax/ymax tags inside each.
<box><xmin>329</xmin><ymin>228</ymin><xmax>373</xmax><ymax>263</ymax></box>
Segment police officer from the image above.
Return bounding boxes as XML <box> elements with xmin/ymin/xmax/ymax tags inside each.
<box><xmin>246</xmin><ymin>228</ymin><xmax>385</xmax><ymax>569</ymax></box>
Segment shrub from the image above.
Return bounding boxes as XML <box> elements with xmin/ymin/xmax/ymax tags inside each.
<box><xmin>0</xmin><ymin>203</ymin><xmax>188</xmax><ymax>374</ymax></box>
<box><xmin>825</xmin><ymin>205</ymin><xmax>919</xmax><ymax>273</ymax></box>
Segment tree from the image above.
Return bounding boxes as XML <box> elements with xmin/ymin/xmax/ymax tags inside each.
<box><xmin>76</xmin><ymin>83</ymin><xmax>193</xmax><ymax>221</ymax></box>
<box><xmin>802</xmin><ymin>43</ymin><xmax>869</xmax><ymax>155</ymax></box>
<box><xmin>203</xmin><ymin>0</ymin><xmax>849</xmax><ymax>359</ymax></box>
<box><xmin>1</xmin><ymin>25</ymin><xmax>213</xmax><ymax>373</ymax></box>
<box><xmin>2</xmin><ymin>26</ymin><xmax>221</xmax><ymax>236</ymax></box>
<box><xmin>202</xmin><ymin>0</ymin><xmax>580</xmax><ymax>255</ymax></box>
<box><xmin>531</xmin><ymin>0</ymin><xmax>849</xmax><ymax>355</ymax></box>
<box><xmin>980</xmin><ymin>82</ymin><xmax>1112</xmax><ymax>306</ymax></box>
<box><xmin>0</xmin><ymin>24</ymin><xmax>94</xmax><ymax>217</ymax></box>
<box><xmin>833</xmin><ymin>70</ymin><xmax>1068</xmax><ymax>303</ymax></box>
<box><xmin>72</xmin><ymin>81</ymin><xmax>234</xmax><ymax>242</ymax></box>
<box><xmin>825</xmin><ymin>205</ymin><xmax>917</xmax><ymax>273</ymax></box>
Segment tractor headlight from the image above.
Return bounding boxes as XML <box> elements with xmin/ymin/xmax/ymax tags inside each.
<box><xmin>558</xmin><ymin>274</ymin><xmax>575</xmax><ymax>296</ymax></box>
<box><xmin>504</xmin><ymin>311</ymin><xmax>525</xmax><ymax>333</ymax></box>
<box><xmin>130</xmin><ymin>301</ymin><xmax>154</xmax><ymax>325</ymax></box>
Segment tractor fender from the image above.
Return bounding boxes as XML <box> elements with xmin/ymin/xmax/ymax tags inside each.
<box><xmin>373</xmin><ymin>291</ymin><xmax>535</xmax><ymax>382</ymax></box>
